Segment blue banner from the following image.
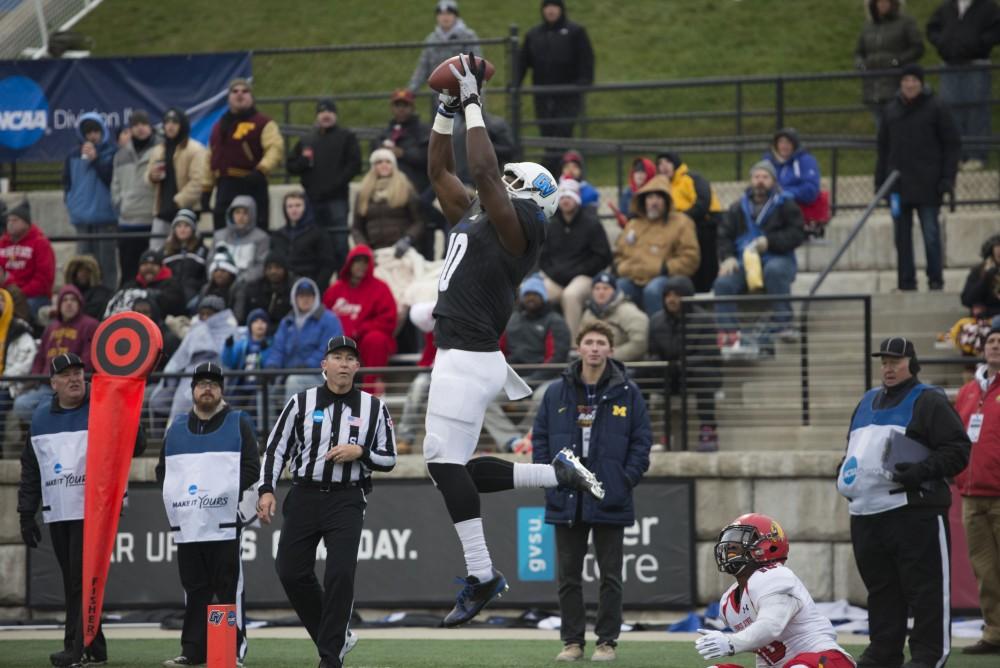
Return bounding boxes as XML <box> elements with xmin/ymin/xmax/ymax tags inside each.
<box><xmin>0</xmin><ymin>52</ymin><xmax>252</xmax><ymax>162</ymax></box>
<box><xmin>517</xmin><ymin>506</ymin><xmax>555</xmax><ymax>581</ymax></box>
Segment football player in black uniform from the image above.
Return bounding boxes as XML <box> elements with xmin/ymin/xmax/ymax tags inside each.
<box><xmin>424</xmin><ymin>53</ymin><xmax>605</xmax><ymax>627</ymax></box>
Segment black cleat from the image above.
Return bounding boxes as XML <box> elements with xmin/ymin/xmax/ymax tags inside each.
<box><xmin>442</xmin><ymin>569</ymin><xmax>509</xmax><ymax>627</ymax></box>
<box><xmin>552</xmin><ymin>448</ymin><xmax>605</xmax><ymax>500</ymax></box>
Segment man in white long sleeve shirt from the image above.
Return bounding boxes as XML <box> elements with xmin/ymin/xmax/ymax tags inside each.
<box><xmin>695</xmin><ymin>513</ymin><xmax>855</xmax><ymax>668</ymax></box>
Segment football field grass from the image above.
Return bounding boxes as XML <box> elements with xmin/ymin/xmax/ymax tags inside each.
<box><xmin>0</xmin><ymin>638</ymin><xmax>993</xmax><ymax>668</ymax></box>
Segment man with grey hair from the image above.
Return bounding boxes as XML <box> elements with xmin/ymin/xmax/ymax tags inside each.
<box><xmin>713</xmin><ymin>160</ymin><xmax>805</xmax><ymax>358</ymax></box>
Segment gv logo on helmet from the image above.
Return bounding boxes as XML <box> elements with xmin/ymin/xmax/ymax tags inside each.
<box><xmin>0</xmin><ymin>76</ymin><xmax>49</xmax><ymax>150</ymax></box>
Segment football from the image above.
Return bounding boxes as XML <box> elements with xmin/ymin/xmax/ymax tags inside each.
<box><xmin>427</xmin><ymin>55</ymin><xmax>496</xmax><ymax>96</ymax></box>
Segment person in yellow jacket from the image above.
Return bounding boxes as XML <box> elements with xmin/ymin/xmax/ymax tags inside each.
<box><xmin>656</xmin><ymin>152</ymin><xmax>723</xmax><ymax>293</ymax></box>
<box><xmin>613</xmin><ymin>175</ymin><xmax>699</xmax><ymax>316</ymax></box>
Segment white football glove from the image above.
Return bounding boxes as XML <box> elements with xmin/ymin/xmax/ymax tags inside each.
<box><xmin>447</xmin><ymin>53</ymin><xmax>485</xmax><ymax>108</ymax></box>
<box><xmin>695</xmin><ymin>629</ymin><xmax>735</xmax><ymax>660</ymax></box>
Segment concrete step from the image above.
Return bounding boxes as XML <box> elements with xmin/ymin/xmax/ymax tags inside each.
<box><xmin>713</xmin><ymin>424</ymin><xmax>847</xmax><ymax>451</ymax></box>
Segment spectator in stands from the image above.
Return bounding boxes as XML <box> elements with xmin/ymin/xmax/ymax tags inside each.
<box><xmin>0</xmin><ymin>201</ymin><xmax>55</xmax><ymax>318</ymax></box>
<box><xmin>372</xmin><ymin>89</ymin><xmax>431</xmax><ymax>196</ymax></box>
<box><xmin>204</xmin><ymin>78</ymin><xmax>284</xmax><ymax>231</ymax></box>
<box><xmin>322</xmin><ymin>245</ymin><xmax>398</xmax><ymax>393</ymax></box>
<box><xmin>351</xmin><ymin>149</ymin><xmax>424</xmax><ymax>257</ymax></box>
<box><xmin>611</xmin><ymin>157</ymin><xmax>655</xmax><ymax>228</ymax></box>
<box><xmin>195</xmin><ymin>248</ymin><xmax>240</xmax><ymax>310</ymax></box>
<box><xmin>64</xmin><ymin>113</ymin><xmax>118</xmax><ymax>290</ymax></box>
<box><xmin>955</xmin><ymin>326</ymin><xmax>1000</xmax><ymax>656</ymax></box>
<box><xmin>286</xmin><ymin>98</ymin><xmax>362</xmax><ymax>271</ymax></box>
<box><xmin>147</xmin><ymin>108</ymin><xmax>207</xmax><ymax>251</ymax></box>
<box><xmin>714</xmin><ymin>161</ymin><xmax>805</xmax><ymax>357</ymax></box>
<box><xmin>452</xmin><ymin>108</ymin><xmax>517</xmax><ymax>185</ymax></box>
<box><xmin>518</xmin><ymin>0</ymin><xmax>595</xmax><ymax>174</ymax></box>
<box><xmin>648</xmin><ymin>276</ymin><xmax>720</xmax><ymax>451</ymax></box>
<box><xmin>149</xmin><ymin>295</ymin><xmax>239</xmax><ymax>425</ymax></box>
<box><xmin>395</xmin><ymin>301</ymin><xmax>437</xmax><ymax>455</ymax></box>
<box><xmin>104</xmin><ymin>248</ymin><xmax>186</xmax><ymax>318</ymax></box>
<box><xmin>854</xmin><ymin>0</ymin><xmax>925</xmax><ymax>125</ymax></box>
<box><xmin>876</xmin><ymin>64</ymin><xmax>960</xmax><ymax>291</ymax></box>
<box><xmin>484</xmin><ymin>275</ymin><xmax>571</xmax><ymax>451</ymax></box>
<box><xmin>161</xmin><ymin>209</ymin><xmax>209</xmax><ymax>306</ymax></box>
<box><xmin>614</xmin><ymin>175</ymin><xmax>700</xmax><ymax>317</ymax></box>
<box><xmin>63</xmin><ymin>255</ymin><xmax>112</xmax><ymax>321</ymax></box>
<box><xmin>264</xmin><ymin>277</ymin><xmax>343</xmax><ymax>402</ymax></box>
<box><xmin>559</xmin><ymin>151</ymin><xmax>599</xmax><ymax>207</ymax></box>
<box><xmin>12</xmin><ymin>285</ymin><xmax>99</xmax><ymax>423</ymax></box>
<box><xmin>407</xmin><ymin>1</ymin><xmax>482</xmax><ymax>97</ymax></box>
<box><xmin>221</xmin><ymin>308</ymin><xmax>272</xmax><ymax>426</ymax></box>
<box><xmin>962</xmin><ymin>234</ymin><xmax>1000</xmax><ymax>319</ymax></box>
<box><xmin>539</xmin><ymin>179</ymin><xmax>611</xmax><ymax>339</ymax></box>
<box><xmin>0</xmin><ymin>287</ymin><xmax>38</xmax><ymax>450</ymax></box>
<box><xmin>764</xmin><ymin>128</ymin><xmax>821</xmax><ymax>208</ymax></box>
<box><xmin>111</xmin><ymin>110</ymin><xmax>159</xmax><ymax>281</ymax></box>
<box><xmin>132</xmin><ymin>296</ymin><xmax>179</xmax><ymax>368</ymax></box>
<box><xmin>654</xmin><ymin>152</ymin><xmax>724</xmax><ymax>293</ymax></box>
<box><xmin>270</xmin><ymin>191</ymin><xmax>336</xmax><ymax>290</ymax></box>
<box><xmin>579</xmin><ymin>272</ymin><xmax>648</xmax><ymax>363</ymax></box>
<box><xmin>927</xmin><ymin>0</ymin><xmax>1000</xmax><ymax>169</ymax></box>
<box><xmin>233</xmin><ymin>250</ymin><xmax>295</xmax><ymax>329</ymax></box>
<box><xmin>213</xmin><ymin>195</ymin><xmax>270</xmax><ymax>285</ymax></box>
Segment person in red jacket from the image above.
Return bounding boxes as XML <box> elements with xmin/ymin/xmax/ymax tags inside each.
<box><xmin>322</xmin><ymin>244</ymin><xmax>397</xmax><ymax>392</ymax></box>
<box><xmin>955</xmin><ymin>326</ymin><xmax>1000</xmax><ymax>655</ymax></box>
<box><xmin>0</xmin><ymin>201</ymin><xmax>56</xmax><ymax>318</ymax></box>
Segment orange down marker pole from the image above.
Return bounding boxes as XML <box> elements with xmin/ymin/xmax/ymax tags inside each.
<box><xmin>207</xmin><ymin>604</ymin><xmax>237</xmax><ymax>668</ymax></box>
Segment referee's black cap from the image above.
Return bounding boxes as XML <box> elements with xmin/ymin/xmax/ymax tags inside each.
<box><xmin>191</xmin><ymin>362</ymin><xmax>225</xmax><ymax>388</ymax></box>
<box><xmin>326</xmin><ymin>335</ymin><xmax>360</xmax><ymax>360</ymax></box>
<box><xmin>50</xmin><ymin>353</ymin><xmax>85</xmax><ymax>377</ymax></box>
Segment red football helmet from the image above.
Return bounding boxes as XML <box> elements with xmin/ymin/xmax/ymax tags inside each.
<box><xmin>714</xmin><ymin>513</ymin><xmax>790</xmax><ymax>575</ymax></box>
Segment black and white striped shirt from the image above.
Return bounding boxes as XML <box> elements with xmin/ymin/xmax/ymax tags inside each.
<box><xmin>258</xmin><ymin>384</ymin><xmax>395</xmax><ymax>494</ymax></box>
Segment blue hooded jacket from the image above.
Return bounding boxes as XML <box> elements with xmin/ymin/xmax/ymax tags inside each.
<box><xmin>763</xmin><ymin>142</ymin><xmax>820</xmax><ymax>206</ymax></box>
<box><xmin>265</xmin><ymin>277</ymin><xmax>343</xmax><ymax>370</ymax></box>
<box><xmin>63</xmin><ymin>112</ymin><xmax>117</xmax><ymax>226</ymax></box>
<box><xmin>532</xmin><ymin>358</ymin><xmax>652</xmax><ymax>526</ymax></box>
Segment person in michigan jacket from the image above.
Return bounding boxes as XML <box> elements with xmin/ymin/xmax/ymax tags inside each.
<box><xmin>531</xmin><ymin>319</ymin><xmax>651</xmax><ymax>662</ymax></box>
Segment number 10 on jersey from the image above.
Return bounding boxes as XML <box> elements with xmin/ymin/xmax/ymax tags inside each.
<box><xmin>439</xmin><ymin>232</ymin><xmax>469</xmax><ymax>292</ymax></box>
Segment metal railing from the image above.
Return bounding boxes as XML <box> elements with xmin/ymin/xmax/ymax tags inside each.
<box><xmin>4</xmin><ymin>30</ymin><xmax>998</xmax><ymax>201</ymax></box>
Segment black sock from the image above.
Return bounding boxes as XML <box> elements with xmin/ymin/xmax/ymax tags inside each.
<box><xmin>427</xmin><ymin>462</ymin><xmax>481</xmax><ymax>523</ymax></box>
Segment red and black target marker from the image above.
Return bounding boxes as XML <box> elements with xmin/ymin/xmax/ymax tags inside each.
<box><xmin>92</xmin><ymin>311</ymin><xmax>163</xmax><ymax>378</ymax></box>
<box><xmin>83</xmin><ymin>312</ymin><xmax>163</xmax><ymax>648</ymax></box>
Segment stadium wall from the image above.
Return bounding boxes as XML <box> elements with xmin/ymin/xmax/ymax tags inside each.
<box><xmin>0</xmin><ymin>451</ymin><xmax>865</xmax><ymax>620</ymax></box>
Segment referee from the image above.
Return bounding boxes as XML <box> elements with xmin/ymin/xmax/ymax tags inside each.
<box><xmin>256</xmin><ymin>336</ymin><xmax>396</xmax><ymax>668</ymax></box>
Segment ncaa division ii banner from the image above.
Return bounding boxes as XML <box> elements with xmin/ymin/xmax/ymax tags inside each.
<box><xmin>29</xmin><ymin>480</ymin><xmax>694</xmax><ymax>609</ymax></box>
<box><xmin>0</xmin><ymin>52</ymin><xmax>252</xmax><ymax>162</ymax></box>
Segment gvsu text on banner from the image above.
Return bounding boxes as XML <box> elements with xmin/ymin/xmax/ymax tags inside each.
<box><xmin>0</xmin><ymin>53</ymin><xmax>252</xmax><ymax>162</ymax></box>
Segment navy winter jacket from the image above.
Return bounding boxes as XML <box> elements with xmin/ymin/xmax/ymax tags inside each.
<box><xmin>532</xmin><ymin>358</ymin><xmax>652</xmax><ymax>526</ymax></box>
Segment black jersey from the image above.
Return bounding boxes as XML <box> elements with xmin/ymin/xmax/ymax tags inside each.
<box><xmin>433</xmin><ymin>198</ymin><xmax>547</xmax><ymax>352</ymax></box>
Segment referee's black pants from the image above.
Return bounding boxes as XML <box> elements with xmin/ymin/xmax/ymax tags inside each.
<box><xmin>50</xmin><ymin>520</ymin><xmax>107</xmax><ymax>661</ymax></box>
<box><xmin>851</xmin><ymin>508</ymin><xmax>951</xmax><ymax>668</ymax></box>
<box><xmin>176</xmin><ymin>538</ymin><xmax>246</xmax><ymax>663</ymax></box>
<box><xmin>276</xmin><ymin>485</ymin><xmax>365</xmax><ymax>668</ymax></box>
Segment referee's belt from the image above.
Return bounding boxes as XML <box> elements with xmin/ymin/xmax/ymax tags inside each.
<box><xmin>292</xmin><ymin>477</ymin><xmax>367</xmax><ymax>492</ymax></box>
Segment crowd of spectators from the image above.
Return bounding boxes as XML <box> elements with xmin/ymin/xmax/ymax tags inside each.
<box><xmin>0</xmin><ymin>0</ymin><xmax>998</xmax><ymax>461</ymax></box>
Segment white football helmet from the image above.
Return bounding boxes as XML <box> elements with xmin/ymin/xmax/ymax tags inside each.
<box><xmin>502</xmin><ymin>162</ymin><xmax>558</xmax><ymax>218</ymax></box>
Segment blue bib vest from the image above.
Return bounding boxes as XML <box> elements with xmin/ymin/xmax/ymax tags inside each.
<box><xmin>162</xmin><ymin>410</ymin><xmax>242</xmax><ymax>542</ymax></box>
<box><xmin>30</xmin><ymin>401</ymin><xmax>90</xmax><ymax>523</ymax></box>
<box><xmin>838</xmin><ymin>383</ymin><xmax>931</xmax><ymax>515</ymax></box>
